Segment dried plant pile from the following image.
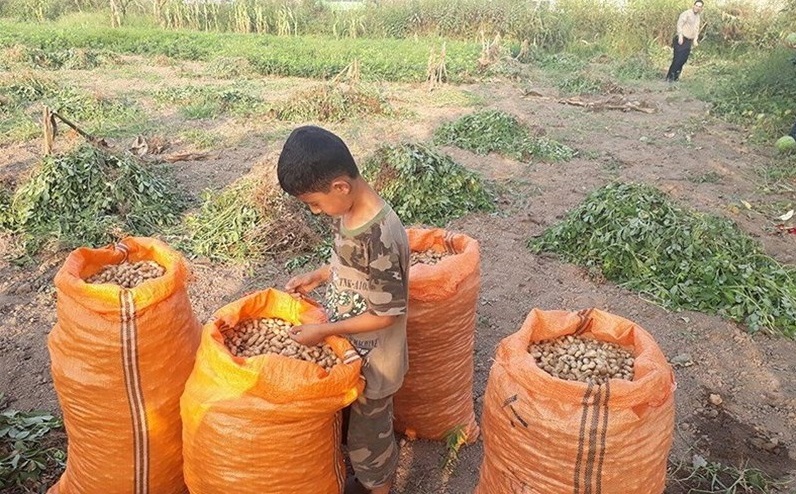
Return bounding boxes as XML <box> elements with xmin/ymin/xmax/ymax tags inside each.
<box><xmin>182</xmin><ymin>174</ymin><xmax>324</xmax><ymax>263</ymax></box>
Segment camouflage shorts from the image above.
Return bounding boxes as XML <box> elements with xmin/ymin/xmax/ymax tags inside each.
<box><xmin>345</xmin><ymin>395</ymin><xmax>399</xmax><ymax>489</ymax></box>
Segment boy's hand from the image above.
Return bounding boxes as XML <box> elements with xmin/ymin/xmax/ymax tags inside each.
<box><xmin>288</xmin><ymin>323</ymin><xmax>329</xmax><ymax>346</ymax></box>
<box><xmin>285</xmin><ymin>268</ymin><xmax>328</xmax><ymax>298</ymax></box>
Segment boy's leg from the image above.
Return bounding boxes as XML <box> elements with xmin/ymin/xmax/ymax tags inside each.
<box><xmin>347</xmin><ymin>395</ymin><xmax>399</xmax><ymax>494</ymax></box>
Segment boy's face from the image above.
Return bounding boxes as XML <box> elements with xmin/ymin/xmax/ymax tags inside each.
<box><xmin>297</xmin><ymin>178</ymin><xmax>352</xmax><ymax>218</ymax></box>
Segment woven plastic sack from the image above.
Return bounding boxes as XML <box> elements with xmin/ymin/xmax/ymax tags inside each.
<box><xmin>393</xmin><ymin>228</ymin><xmax>480</xmax><ymax>442</ymax></box>
<box><xmin>181</xmin><ymin>288</ymin><xmax>364</xmax><ymax>494</ymax></box>
<box><xmin>476</xmin><ymin>308</ymin><xmax>675</xmax><ymax>494</ymax></box>
<box><xmin>48</xmin><ymin>237</ymin><xmax>201</xmax><ymax>494</ymax></box>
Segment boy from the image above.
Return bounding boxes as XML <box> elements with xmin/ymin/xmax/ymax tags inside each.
<box><xmin>277</xmin><ymin>125</ymin><xmax>409</xmax><ymax>494</ymax></box>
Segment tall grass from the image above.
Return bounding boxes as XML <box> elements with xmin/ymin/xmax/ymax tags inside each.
<box><xmin>1</xmin><ymin>0</ymin><xmax>791</xmax><ymax>54</ymax></box>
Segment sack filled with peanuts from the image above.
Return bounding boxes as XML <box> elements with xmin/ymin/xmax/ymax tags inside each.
<box><xmin>48</xmin><ymin>237</ymin><xmax>201</xmax><ymax>494</ymax></box>
<box><xmin>180</xmin><ymin>288</ymin><xmax>364</xmax><ymax>494</ymax></box>
<box><xmin>476</xmin><ymin>308</ymin><xmax>675</xmax><ymax>494</ymax></box>
<box><xmin>393</xmin><ymin>228</ymin><xmax>481</xmax><ymax>443</ymax></box>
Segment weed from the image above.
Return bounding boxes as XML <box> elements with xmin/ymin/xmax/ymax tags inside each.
<box><xmin>180</xmin><ymin>173</ymin><xmax>324</xmax><ymax>263</ymax></box>
<box><xmin>694</xmin><ymin>48</ymin><xmax>796</xmax><ymax>141</ymax></box>
<box><xmin>0</xmin><ymin>45</ymin><xmax>118</xmax><ymax>70</ymax></box>
<box><xmin>688</xmin><ymin>171</ymin><xmax>723</xmax><ymax>184</ymax></box>
<box><xmin>0</xmin><ymin>72</ymin><xmax>146</xmax><ymax>144</ymax></box>
<box><xmin>362</xmin><ymin>143</ymin><xmax>494</xmax><ymax>226</ymax></box>
<box><xmin>6</xmin><ymin>144</ymin><xmax>185</xmax><ymax>255</ymax></box>
<box><xmin>530</xmin><ymin>182</ymin><xmax>796</xmax><ymax>337</ymax></box>
<box><xmin>153</xmin><ymin>84</ymin><xmax>264</xmax><ymax>119</ymax></box>
<box><xmin>669</xmin><ymin>455</ymin><xmax>787</xmax><ymax>493</ymax></box>
<box><xmin>441</xmin><ymin>425</ymin><xmax>467</xmax><ymax>472</ymax></box>
<box><xmin>434</xmin><ymin>110</ymin><xmax>575</xmax><ymax>162</ymax></box>
<box><xmin>179</xmin><ymin>128</ymin><xmax>221</xmax><ymax>150</ymax></box>
<box><xmin>205</xmin><ymin>56</ymin><xmax>254</xmax><ymax>78</ymax></box>
<box><xmin>556</xmin><ymin>71</ymin><xmax>605</xmax><ymax>95</ymax></box>
<box><xmin>0</xmin><ymin>394</ymin><xmax>65</xmax><ymax>493</ymax></box>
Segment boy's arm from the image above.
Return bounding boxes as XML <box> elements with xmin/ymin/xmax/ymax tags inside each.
<box><xmin>285</xmin><ymin>264</ymin><xmax>331</xmax><ymax>297</ymax></box>
<box><xmin>289</xmin><ymin>312</ymin><xmax>396</xmax><ymax>346</ymax></box>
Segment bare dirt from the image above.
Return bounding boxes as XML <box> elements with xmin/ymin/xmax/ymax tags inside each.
<box><xmin>1</xmin><ymin>58</ymin><xmax>795</xmax><ymax>493</ymax></box>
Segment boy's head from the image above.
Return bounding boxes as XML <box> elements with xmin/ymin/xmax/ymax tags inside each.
<box><xmin>277</xmin><ymin>126</ymin><xmax>360</xmax><ymax>217</ymax></box>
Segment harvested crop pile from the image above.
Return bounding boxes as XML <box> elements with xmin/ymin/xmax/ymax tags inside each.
<box><xmin>530</xmin><ymin>182</ymin><xmax>796</xmax><ymax>337</ymax></box>
<box><xmin>85</xmin><ymin>260</ymin><xmax>166</xmax><ymax>288</ymax></box>
<box><xmin>410</xmin><ymin>249</ymin><xmax>449</xmax><ymax>266</ymax></box>
<box><xmin>221</xmin><ymin>318</ymin><xmax>343</xmax><ymax>372</ymax></box>
<box><xmin>362</xmin><ymin>143</ymin><xmax>494</xmax><ymax>226</ymax></box>
<box><xmin>274</xmin><ymin>82</ymin><xmax>392</xmax><ymax>123</ymax></box>
<box><xmin>6</xmin><ymin>144</ymin><xmax>184</xmax><ymax>253</ymax></box>
<box><xmin>182</xmin><ymin>173</ymin><xmax>325</xmax><ymax>262</ymax></box>
<box><xmin>529</xmin><ymin>335</ymin><xmax>635</xmax><ymax>385</ymax></box>
<box><xmin>433</xmin><ymin>109</ymin><xmax>575</xmax><ymax>162</ymax></box>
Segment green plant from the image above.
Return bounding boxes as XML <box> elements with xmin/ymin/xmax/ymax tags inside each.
<box><xmin>669</xmin><ymin>456</ymin><xmax>786</xmax><ymax>493</ymax></box>
<box><xmin>180</xmin><ymin>128</ymin><xmax>221</xmax><ymax>150</ymax></box>
<box><xmin>556</xmin><ymin>71</ymin><xmax>605</xmax><ymax>95</ymax></box>
<box><xmin>180</xmin><ymin>174</ymin><xmax>324</xmax><ymax>263</ymax></box>
<box><xmin>6</xmin><ymin>144</ymin><xmax>185</xmax><ymax>254</ymax></box>
<box><xmin>694</xmin><ymin>48</ymin><xmax>796</xmax><ymax>141</ymax></box>
<box><xmin>530</xmin><ymin>182</ymin><xmax>796</xmax><ymax>337</ymax></box>
<box><xmin>441</xmin><ymin>425</ymin><xmax>467</xmax><ymax>472</ymax></box>
<box><xmin>433</xmin><ymin>110</ymin><xmax>575</xmax><ymax>162</ymax></box>
<box><xmin>362</xmin><ymin>143</ymin><xmax>494</xmax><ymax>226</ymax></box>
<box><xmin>0</xmin><ymin>394</ymin><xmax>66</xmax><ymax>492</ymax></box>
<box><xmin>153</xmin><ymin>84</ymin><xmax>264</xmax><ymax>119</ymax></box>
<box><xmin>0</xmin><ymin>72</ymin><xmax>146</xmax><ymax>144</ymax></box>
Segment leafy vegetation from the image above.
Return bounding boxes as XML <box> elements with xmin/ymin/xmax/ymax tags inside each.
<box><xmin>0</xmin><ymin>19</ymin><xmax>480</xmax><ymax>83</ymax></box>
<box><xmin>0</xmin><ymin>395</ymin><xmax>65</xmax><ymax>493</ymax></box>
<box><xmin>0</xmin><ymin>72</ymin><xmax>146</xmax><ymax>144</ymax></box>
<box><xmin>153</xmin><ymin>84</ymin><xmax>264</xmax><ymax>119</ymax></box>
<box><xmin>362</xmin><ymin>143</ymin><xmax>494</xmax><ymax>226</ymax></box>
<box><xmin>694</xmin><ymin>48</ymin><xmax>796</xmax><ymax>141</ymax></box>
<box><xmin>4</xmin><ymin>144</ymin><xmax>185</xmax><ymax>254</ymax></box>
<box><xmin>434</xmin><ymin>110</ymin><xmax>575</xmax><ymax>162</ymax></box>
<box><xmin>530</xmin><ymin>182</ymin><xmax>796</xmax><ymax>337</ymax></box>
<box><xmin>0</xmin><ymin>45</ymin><xmax>118</xmax><ymax>70</ymax></box>
<box><xmin>180</xmin><ymin>174</ymin><xmax>324</xmax><ymax>263</ymax></box>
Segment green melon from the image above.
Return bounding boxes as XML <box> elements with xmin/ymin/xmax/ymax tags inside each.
<box><xmin>776</xmin><ymin>135</ymin><xmax>796</xmax><ymax>153</ymax></box>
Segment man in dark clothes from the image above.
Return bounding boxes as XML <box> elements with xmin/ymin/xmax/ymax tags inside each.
<box><xmin>666</xmin><ymin>0</ymin><xmax>704</xmax><ymax>82</ymax></box>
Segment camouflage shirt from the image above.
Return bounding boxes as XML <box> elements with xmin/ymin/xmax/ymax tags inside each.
<box><xmin>325</xmin><ymin>204</ymin><xmax>409</xmax><ymax>399</ymax></box>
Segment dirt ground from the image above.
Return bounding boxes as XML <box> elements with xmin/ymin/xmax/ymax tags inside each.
<box><xmin>1</xmin><ymin>57</ymin><xmax>795</xmax><ymax>492</ymax></box>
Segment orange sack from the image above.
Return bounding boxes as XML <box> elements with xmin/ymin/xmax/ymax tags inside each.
<box><xmin>180</xmin><ymin>289</ymin><xmax>364</xmax><ymax>494</ymax></box>
<box><xmin>48</xmin><ymin>237</ymin><xmax>201</xmax><ymax>494</ymax></box>
<box><xmin>475</xmin><ymin>308</ymin><xmax>675</xmax><ymax>494</ymax></box>
<box><xmin>393</xmin><ymin>228</ymin><xmax>480</xmax><ymax>442</ymax></box>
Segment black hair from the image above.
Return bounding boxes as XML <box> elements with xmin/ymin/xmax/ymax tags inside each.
<box><xmin>277</xmin><ymin>125</ymin><xmax>360</xmax><ymax>196</ymax></box>
<box><xmin>694</xmin><ymin>0</ymin><xmax>703</xmax><ymax>5</ymax></box>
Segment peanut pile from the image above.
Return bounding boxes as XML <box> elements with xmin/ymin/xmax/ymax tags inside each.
<box><xmin>529</xmin><ymin>335</ymin><xmax>635</xmax><ymax>385</ymax></box>
<box><xmin>85</xmin><ymin>261</ymin><xmax>165</xmax><ymax>288</ymax></box>
<box><xmin>222</xmin><ymin>317</ymin><xmax>343</xmax><ymax>372</ymax></box>
<box><xmin>410</xmin><ymin>249</ymin><xmax>450</xmax><ymax>266</ymax></box>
